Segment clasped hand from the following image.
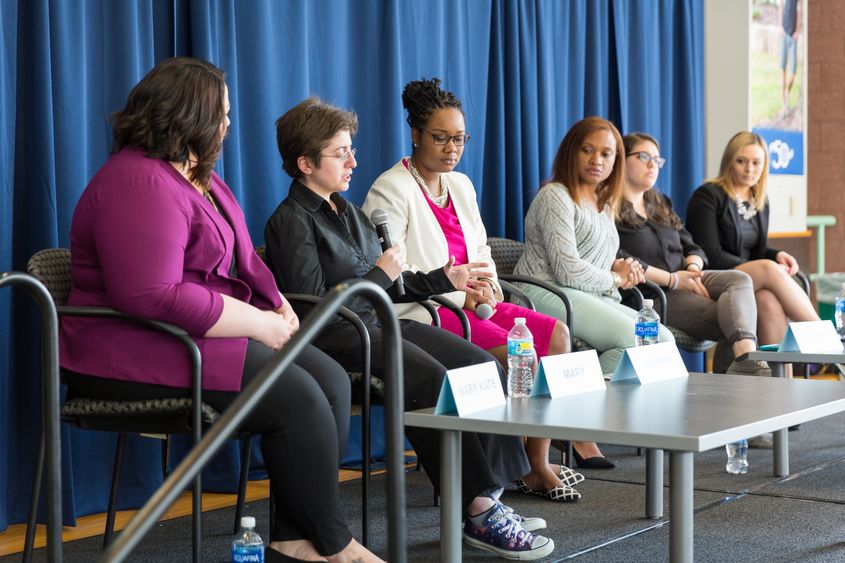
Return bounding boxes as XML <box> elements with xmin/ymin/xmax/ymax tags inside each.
<box><xmin>258</xmin><ymin>299</ymin><xmax>300</xmax><ymax>351</ymax></box>
<box><xmin>676</xmin><ymin>269</ymin><xmax>709</xmax><ymax>298</ymax></box>
<box><xmin>612</xmin><ymin>257</ymin><xmax>645</xmax><ymax>290</ymax></box>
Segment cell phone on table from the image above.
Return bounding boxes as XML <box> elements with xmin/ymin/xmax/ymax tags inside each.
<box><xmin>759</xmin><ymin>344</ymin><xmax>779</xmax><ymax>351</ymax></box>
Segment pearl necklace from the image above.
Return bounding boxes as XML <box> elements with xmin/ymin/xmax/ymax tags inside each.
<box><xmin>407</xmin><ymin>158</ymin><xmax>449</xmax><ymax>208</ymax></box>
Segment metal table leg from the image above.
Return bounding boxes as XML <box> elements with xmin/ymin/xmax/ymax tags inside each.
<box><xmin>773</xmin><ymin>428</ymin><xmax>789</xmax><ymax>476</ymax></box>
<box><xmin>441</xmin><ymin>430</ymin><xmax>462</xmax><ymax>563</ymax></box>
<box><xmin>646</xmin><ymin>448</ymin><xmax>664</xmax><ymax>518</ymax></box>
<box><xmin>770</xmin><ymin>362</ymin><xmax>790</xmax><ymax>476</ymax></box>
<box><xmin>670</xmin><ymin>451</ymin><xmax>694</xmax><ymax>563</ymax></box>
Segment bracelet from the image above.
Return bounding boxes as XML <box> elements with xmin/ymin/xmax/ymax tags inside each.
<box><xmin>611</xmin><ymin>271</ymin><xmax>622</xmax><ymax>288</ymax></box>
<box><xmin>667</xmin><ymin>272</ymin><xmax>680</xmax><ymax>291</ymax></box>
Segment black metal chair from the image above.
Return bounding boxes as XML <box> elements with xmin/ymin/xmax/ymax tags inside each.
<box><xmin>24</xmin><ymin>248</ymin><xmax>251</xmax><ymax>561</ymax></box>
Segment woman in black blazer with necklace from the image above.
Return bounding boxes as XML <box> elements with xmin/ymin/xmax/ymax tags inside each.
<box><xmin>686</xmin><ymin>131</ymin><xmax>819</xmax><ymax>347</ymax></box>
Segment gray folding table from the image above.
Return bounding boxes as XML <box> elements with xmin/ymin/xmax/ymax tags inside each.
<box><xmin>405</xmin><ymin>374</ymin><xmax>845</xmax><ymax>562</ymax></box>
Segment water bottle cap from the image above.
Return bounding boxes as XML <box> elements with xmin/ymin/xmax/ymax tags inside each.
<box><xmin>241</xmin><ymin>516</ymin><xmax>255</xmax><ymax>528</ymax></box>
<box><xmin>642</xmin><ymin>299</ymin><xmax>653</xmax><ymax>307</ymax></box>
<box><xmin>514</xmin><ymin>317</ymin><xmax>526</xmax><ymax>325</ymax></box>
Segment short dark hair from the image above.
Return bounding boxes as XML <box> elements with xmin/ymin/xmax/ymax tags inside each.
<box><xmin>111</xmin><ymin>57</ymin><xmax>226</xmax><ymax>188</ymax></box>
<box><xmin>401</xmin><ymin>77</ymin><xmax>463</xmax><ymax>132</ymax></box>
<box><xmin>275</xmin><ymin>97</ymin><xmax>358</xmax><ymax>179</ymax></box>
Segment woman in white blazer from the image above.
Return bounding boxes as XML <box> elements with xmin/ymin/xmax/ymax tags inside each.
<box><xmin>365</xmin><ymin>79</ymin><xmax>598</xmax><ymax>504</ymax></box>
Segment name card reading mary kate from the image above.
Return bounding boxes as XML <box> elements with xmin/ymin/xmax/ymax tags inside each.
<box><xmin>434</xmin><ymin>361</ymin><xmax>506</xmax><ymax>416</ymax></box>
<box><xmin>531</xmin><ymin>350</ymin><xmax>605</xmax><ymax>398</ymax></box>
<box><xmin>778</xmin><ymin>320</ymin><xmax>844</xmax><ymax>353</ymax></box>
<box><xmin>611</xmin><ymin>341</ymin><xmax>688</xmax><ymax>385</ymax></box>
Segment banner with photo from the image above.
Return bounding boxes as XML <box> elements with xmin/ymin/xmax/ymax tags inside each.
<box><xmin>750</xmin><ymin>0</ymin><xmax>806</xmax><ymax>232</ymax></box>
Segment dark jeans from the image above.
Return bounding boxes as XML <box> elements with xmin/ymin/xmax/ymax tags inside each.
<box><xmin>316</xmin><ymin>319</ymin><xmax>530</xmax><ymax>509</ymax></box>
<box><xmin>68</xmin><ymin>342</ymin><xmax>352</xmax><ymax>556</ymax></box>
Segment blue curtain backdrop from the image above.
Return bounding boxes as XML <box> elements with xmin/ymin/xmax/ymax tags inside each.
<box><xmin>0</xmin><ymin>0</ymin><xmax>704</xmax><ymax>530</ymax></box>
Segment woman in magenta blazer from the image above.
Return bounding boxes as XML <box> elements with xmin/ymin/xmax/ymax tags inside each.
<box><xmin>60</xmin><ymin>58</ymin><xmax>380</xmax><ymax>563</ymax></box>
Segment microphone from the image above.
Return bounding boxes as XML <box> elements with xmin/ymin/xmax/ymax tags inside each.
<box><xmin>475</xmin><ymin>302</ymin><xmax>494</xmax><ymax>320</ymax></box>
<box><xmin>369</xmin><ymin>208</ymin><xmax>405</xmax><ymax>296</ymax></box>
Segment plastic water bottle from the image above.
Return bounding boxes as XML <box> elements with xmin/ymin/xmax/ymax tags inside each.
<box><xmin>232</xmin><ymin>516</ymin><xmax>264</xmax><ymax>562</ymax></box>
<box><xmin>634</xmin><ymin>299</ymin><xmax>660</xmax><ymax>346</ymax></box>
<box><xmin>835</xmin><ymin>283</ymin><xmax>845</xmax><ymax>339</ymax></box>
<box><xmin>507</xmin><ymin>317</ymin><xmax>535</xmax><ymax>398</ymax></box>
<box><xmin>725</xmin><ymin>439</ymin><xmax>749</xmax><ymax>474</ymax></box>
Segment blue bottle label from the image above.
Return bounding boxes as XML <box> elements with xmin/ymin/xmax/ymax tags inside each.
<box><xmin>836</xmin><ymin>298</ymin><xmax>845</xmax><ymax>314</ymax></box>
<box><xmin>634</xmin><ymin>322</ymin><xmax>659</xmax><ymax>338</ymax></box>
<box><xmin>508</xmin><ymin>339</ymin><xmax>534</xmax><ymax>355</ymax></box>
<box><xmin>232</xmin><ymin>547</ymin><xmax>264</xmax><ymax>563</ymax></box>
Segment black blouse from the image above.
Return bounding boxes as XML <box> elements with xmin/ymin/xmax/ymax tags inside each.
<box><xmin>264</xmin><ymin>180</ymin><xmax>454</xmax><ymax>330</ymax></box>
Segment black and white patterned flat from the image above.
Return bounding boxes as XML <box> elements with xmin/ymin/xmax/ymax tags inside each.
<box><xmin>516</xmin><ymin>479</ymin><xmax>581</xmax><ymax>502</ymax></box>
<box><xmin>557</xmin><ymin>465</ymin><xmax>585</xmax><ymax>487</ymax></box>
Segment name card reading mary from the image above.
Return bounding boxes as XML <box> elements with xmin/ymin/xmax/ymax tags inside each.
<box><xmin>531</xmin><ymin>350</ymin><xmax>605</xmax><ymax>398</ymax></box>
<box><xmin>611</xmin><ymin>342</ymin><xmax>688</xmax><ymax>385</ymax></box>
<box><xmin>435</xmin><ymin>361</ymin><xmax>506</xmax><ymax>416</ymax></box>
<box><xmin>779</xmin><ymin>320</ymin><xmax>844</xmax><ymax>353</ymax></box>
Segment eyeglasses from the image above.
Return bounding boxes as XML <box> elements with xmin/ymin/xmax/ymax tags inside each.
<box><xmin>423</xmin><ymin>130</ymin><xmax>471</xmax><ymax>146</ymax></box>
<box><xmin>628</xmin><ymin>151</ymin><xmax>666</xmax><ymax>169</ymax></box>
<box><xmin>320</xmin><ymin>147</ymin><xmax>357</xmax><ymax>162</ymax></box>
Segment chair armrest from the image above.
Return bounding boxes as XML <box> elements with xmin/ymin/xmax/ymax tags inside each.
<box><xmin>57</xmin><ymin>305</ymin><xmax>203</xmax><ymax>432</ymax></box>
<box><xmin>642</xmin><ymin>280</ymin><xmax>668</xmax><ymax>324</ymax></box>
<box><xmin>418</xmin><ymin>300</ymin><xmax>440</xmax><ymax>328</ymax></box>
<box><xmin>429</xmin><ymin>295</ymin><xmax>471</xmax><ymax>341</ymax></box>
<box><xmin>497</xmin><ymin>279</ymin><xmax>536</xmax><ymax>311</ymax></box>
<box><xmin>498</xmin><ymin>274</ymin><xmax>574</xmax><ymax>350</ymax></box>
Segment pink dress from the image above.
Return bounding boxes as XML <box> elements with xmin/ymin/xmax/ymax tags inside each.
<box><xmin>416</xmin><ymin>177</ymin><xmax>558</xmax><ymax>357</ymax></box>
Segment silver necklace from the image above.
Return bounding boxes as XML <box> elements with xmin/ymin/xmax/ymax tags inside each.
<box><xmin>407</xmin><ymin>158</ymin><xmax>449</xmax><ymax>208</ymax></box>
<box><xmin>736</xmin><ymin>198</ymin><xmax>757</xmax><ymax>220</ymax></box>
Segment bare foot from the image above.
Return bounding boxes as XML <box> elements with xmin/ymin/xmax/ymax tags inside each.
<box><xmin>268</xmin><ymin>539</ymin><xmax>328</xmax><ymax>561</ymax></box>
<box><xmin>326</xmin><ymin>539</ymin><xmax>384</xmax><ymax>563</ymax></box>
<box><xmin>520</xmin><ymin>463</ymin><xmax>563</xmax><ymax>492</ymax></box>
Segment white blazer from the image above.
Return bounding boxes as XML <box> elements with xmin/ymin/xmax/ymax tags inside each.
<box><xmin>364</xmin><ymin>159</ymin><xmax>499</xmax><ymax>324</ymax></box>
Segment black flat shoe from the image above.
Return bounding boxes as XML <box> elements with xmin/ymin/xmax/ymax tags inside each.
<box><xmin>572</xmin><ymin>447</ymin><xmax>615</xmax><ymax>469</ymax></box>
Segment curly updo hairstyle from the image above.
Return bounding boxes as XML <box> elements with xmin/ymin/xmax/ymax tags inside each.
<box><xmin>401</xmin><ymin>77</ymin><xmax>464</xmax><ymax>133</ymax></box>
<box><xmin>111</xmin><ymin>57</ymin><xmax>227</xmax><ymax>189</ymax></box>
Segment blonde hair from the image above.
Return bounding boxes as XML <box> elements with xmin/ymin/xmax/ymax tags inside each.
<box><xmin>705</xmin><ymin>131</ymin><xmax>769</xmax><ymax>209</ymax></box>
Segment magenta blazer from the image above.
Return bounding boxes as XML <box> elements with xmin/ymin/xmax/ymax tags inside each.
<box><xmin>60</xmin><ymin>148</ymin><xmax>283</xmax><ymax>392</ymax></box>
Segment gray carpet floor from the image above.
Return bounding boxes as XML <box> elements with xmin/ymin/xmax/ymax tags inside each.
<box><xmin>13</xmin><ymin>412</ymin><xmax>845</xmax><ymax>562</ymax></box>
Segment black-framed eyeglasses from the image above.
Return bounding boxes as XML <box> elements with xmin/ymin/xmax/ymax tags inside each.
<box><xmin>320</xmin><ymin>146</ymin><xmax>357</xmax><ymax>162</ymax></box>
<box><xmin>423</xmin><ymin>130</ymin><xmax>471</xmax><ymax>146</ymax></box>
<box><xmin>628</xmin><ymin>151</ymin><xmax>666</xmax><ymax>169</ymax></box>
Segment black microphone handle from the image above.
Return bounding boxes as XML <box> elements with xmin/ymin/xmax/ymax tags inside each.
<box><xmin>375</xmin><ymin>222</ymin><xmax>405</xmax><ymax>296</ymax></box>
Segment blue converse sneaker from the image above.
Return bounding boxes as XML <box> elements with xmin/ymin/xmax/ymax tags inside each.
<box><xmin>500</xmin><ymin>502</ymin><xmax>546</xmax><ymax>532</ymax></box>
<box><xmin>463</xmin><ymin>502</ymin><xmax>554</xmax><ymax>560</ymax></box>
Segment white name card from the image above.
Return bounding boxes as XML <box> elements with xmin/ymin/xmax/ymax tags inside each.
<box><xmin>611</xmin><ymin>341</ymin><xmax>688</xmax><ymax>385</ymax></box>
<box><xmin>530</xmin><ymin>350</ymin><xmax>605</xmax><ymax>398</ymax></box>
<box><xmin>778</xmin><ymin>320</ymin><xmax>844</xmax><ymax>353</ymax></box>
<box><xmin>435</xmin><ymin>361</ymin><xmax>506</xmax><ymax>416</ymax></box>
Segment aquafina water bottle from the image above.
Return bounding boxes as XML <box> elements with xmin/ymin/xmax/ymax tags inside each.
<box><xmin>634</xmin><ymin>299</ymin><xmax>660</xmax><ymax>346</ymax></box>
<box><xmin>507</xmin><ymin>317</ymin><xmax>535</xmax><ymax>398</ymax></box>
<box><xmin>835</xmin><ymin>283</ymin><xmax>845</xmax><ymax>339</ymax></box>
<box><xmin>725</xmin><ymin>439</ymin><xmax>749</xmax><ymax>474</ymax></box>
<box><xmin>232</xmin><ymin>516</ymin><xmax>264</xmax><ymax>562</ymax></box>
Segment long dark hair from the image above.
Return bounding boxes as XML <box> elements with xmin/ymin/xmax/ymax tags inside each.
<box><xmin>617</xmin><ymin>132</ymin><xmax>683</xmax><ymax>230</ymax></box>
<box><xmin>549</xmin><ymin>116</ymin><xmax>625</xmax><ymax>214</ymax></box>
<box><xmin>111</xmin><ymin>57</ymin><xmax>227</xmax><ymax>188</ymax></box>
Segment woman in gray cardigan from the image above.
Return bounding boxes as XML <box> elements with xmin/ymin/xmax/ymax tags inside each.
<box><xmin>514</xmin><ymin>117</ymin><xmax>674</xmax><ymax>466</ymax></box>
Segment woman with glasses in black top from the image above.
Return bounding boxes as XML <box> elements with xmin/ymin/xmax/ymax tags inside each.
<box><xmin>616</xmin><ymin>132</ymin><xmax>765</xmax><ymax>375</ymax></box>
<box><xmin>264</xmin><ymin>98</ymin><xmax>554</xmax><ymax>561</ymax></box>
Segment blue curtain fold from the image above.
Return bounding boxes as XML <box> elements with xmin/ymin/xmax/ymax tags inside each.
<box><xmin>0</xmin><ymin>0</ymin><xmax>704</xmax><ymax>530</ymax></box>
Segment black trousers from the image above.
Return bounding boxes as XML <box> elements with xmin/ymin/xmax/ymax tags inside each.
<box><xmin>68</xmin><ymin>342</ymin><xmax>353</xmax><ymax>556</ymax></box>
<box><xmin>316</xmin><ymin>319</ymin><xmax>530</xmax><ymax>509</ymax></box>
